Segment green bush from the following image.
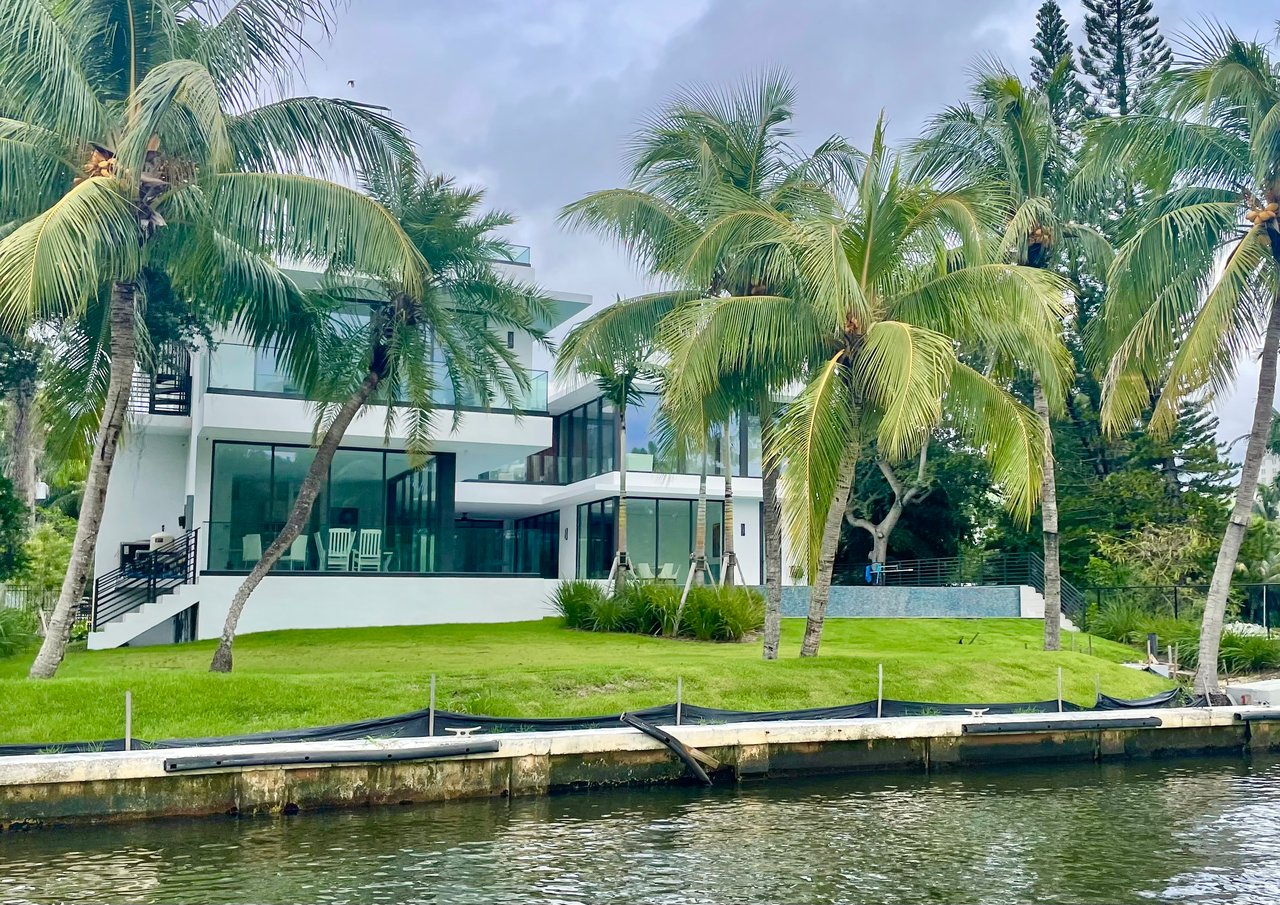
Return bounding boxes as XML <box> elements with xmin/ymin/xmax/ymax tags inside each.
<box><xmin>550</xmin><ymin>580</ymin><xmax>603</xmax><ymax>630</ymax></box>
<box><xmin>555</xmin><ymin>580</ymin><xmax>764</xmax><ymax>643</ymax></box>
<box><xmin>584</xmin><ymin>592</ymin><xmax>632</xmax><ymax>633</ymax></box>
<box><xmin>682</xmin><ymin>586</ymin><xmax>723</xmax><ymax>641</ymax></box>
<box><xmin>1220</xmin><ymin>632</ymin><xmax>1280</xmax><ymax>674</ymax></box>
<box><xmin>0</xmin><ymin>606</ymin><xmax>37</xmax><ymax>659</ymax></box>
<box><xmin>1090</xmin><ymin>598</ymin><xmax>1149</xmax><ymax>644</ymax></box>
<box><xmin>680</xmin><ymin>585</ymin><xmax>765</xmax><ymax>642</ymax></box>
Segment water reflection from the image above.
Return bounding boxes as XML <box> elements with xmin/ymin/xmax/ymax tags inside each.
<box><xmin>2</xmin><ymin>757</ymin><xmax>1277</xmax><ymax>904</ymax></box>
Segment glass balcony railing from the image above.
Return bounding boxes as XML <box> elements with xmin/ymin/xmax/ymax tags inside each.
<box><xmin>495</xmin><ymin>245</ymin><xmax>531</xmax><ymax>265</ymax></box>
<box><xmin>206</xmin><ymin>343</ymin><xmax>548</xmax><ymax>412</ymax></box>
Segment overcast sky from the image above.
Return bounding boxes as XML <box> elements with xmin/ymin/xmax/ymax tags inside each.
<box><xmin>304</xmin><ymin>0</ymin><xmax>1276</xmax><ymax>449</ymax></box>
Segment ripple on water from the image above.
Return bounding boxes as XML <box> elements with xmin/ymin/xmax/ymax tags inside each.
<box><xmin>2</xmin><ymin>756</ymin><xmax>1280</xmax><ymax>904</ymax></box>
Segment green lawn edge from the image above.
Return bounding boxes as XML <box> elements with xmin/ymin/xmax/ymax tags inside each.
<box><xmin>0</xmin><ymin>618</ymin><xmax>1170</xmax><ymax>746</ymax></box>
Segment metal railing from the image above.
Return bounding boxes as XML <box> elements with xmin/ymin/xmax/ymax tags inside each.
<box><xmin>862</xmin><ymin>552</ymin><xmax>1087</xmax><ymax>623</ymax></box>
<box><xmin>128</xmin><ymin>344</ymin><xmax>192</xmax><ymax>416</ymax></box>
<box><xmin>92</xmin><ymin>529</ymin><xmax>199</xmax><ymax>629</ymax></box>
<box><xmin>206</xmin><ymin>342</ymin><xmax>549</xmax><ymax>412</ymax></box>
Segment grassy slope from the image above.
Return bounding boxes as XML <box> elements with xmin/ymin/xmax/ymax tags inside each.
<box><xmin>0</xmin><ymin>619</ymin><xmax>1168</xmax><ymax>746</ymax></box>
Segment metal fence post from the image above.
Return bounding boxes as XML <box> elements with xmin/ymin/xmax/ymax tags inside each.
<box><xmin>428</xmin><ymin>674</ymin><xmax>436</xmax><ymax>737</ymax></box>
<box><xmin>877</xmin><ymin>664</ymin><xmax>884</xmax><ymax>719</ymax></box>
<box><xmin>124</xmin><ymin>690</ymin><xmax>132</xmax><ymax>751</ymax></box>
<box><xmin>1057</xmin><ymin>667</ymin><xmax>1063</xmax><ymax>713</ymax></box>
<box><xmin>676</xmin><ymin>677</ymin><xmax>683</xmax><ymax>726</ymax></box>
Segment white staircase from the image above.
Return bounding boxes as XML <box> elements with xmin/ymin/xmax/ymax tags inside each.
<box><xmin>88</xmin><ymin>582</ymin><xmax>200</xmax><ymax>649</ymax></box>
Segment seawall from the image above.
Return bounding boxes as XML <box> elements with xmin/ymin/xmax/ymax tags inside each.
<box><xmin>3</xmin><ymin>707</ymin><xmax>1277</xmax><ymax>829</ymax></box>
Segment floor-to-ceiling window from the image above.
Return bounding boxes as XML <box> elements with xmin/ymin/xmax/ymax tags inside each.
<box><xmin>208</xmin><ymin>441</ymin><xmax>453</xmax><ymax>573</ymax></box>
<box><xmin>515</xmin><ymin>511</ymin><xmax>560</xmax><ymax>578</ymax></box>
<box><xmin>577</xmin><ymin>496</ymin><xmax>728</xmax><ymax>583</ymax></box>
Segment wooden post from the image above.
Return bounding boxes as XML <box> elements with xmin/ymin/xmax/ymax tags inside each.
<box><xmin>676</xmin><ymin>676</ymin><xmax>683</xmax><ymax>726</ymax></box>
<box><xmin>428</xmin><ymin>674</ymin><xmax>436</xmax><ymax>737</ymax></box>
<box><xmin>124</xmin><ymin>690</ymin><xmax>132</xmax><ymax>752</ymax></box>
<box><xmin>877</xmin><ymin>664</ymin><xmax>884</xmax><ymax>719</ymax></box>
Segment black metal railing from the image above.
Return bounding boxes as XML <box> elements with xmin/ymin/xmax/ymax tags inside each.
<box><xmin>92</xmin><ymin>529</ymin><xmax>199</xmax><ymax>629</ymax></box>
<box><xmin>128</xmin><ymin>344</ymin><xmax>192</xmax><ymax>416</ymax></box>
<box><xmin>860</xmin><ymin>552</ymin><xmax>1087</xmax><ymax>623</ymax></box>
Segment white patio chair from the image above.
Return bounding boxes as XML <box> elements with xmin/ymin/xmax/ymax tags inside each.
<box><xmin>355</xmin><ymin>529</ymin><xmax>383</xmax><ymax>571</ymax></box>
<box><xmin>656</xmin><ymin>562</ymin><xmax>677</xmax><ymax>583</ymax></box>
<box><xmin>634</xmin><ymin>562</ymin><xmax>656</xmax><ymax>582</ymax></box>
<box><xmin>312</xmin><ymin>531</ymin><xmax>326</xmax><ymax>570</ymax></box>
<box><xmin>326</xmin><ymin>528</ymin><xmax>355</xmax><ymax>571</ymax></box>
<box><xmin>280</xmin><ymin>535</ymin><xmax>308</xmax><ymax>570</ymax></box>
<box><xmin>241</xmin><ymin>534</ymin><xmax>262</xmax><ymax>569</ymax></box>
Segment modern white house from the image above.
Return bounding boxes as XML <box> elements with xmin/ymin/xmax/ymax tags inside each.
<box><xmin>89</xmin><ymin>249</ymin><xmax>767</xmax><ymax>648</ymax></box>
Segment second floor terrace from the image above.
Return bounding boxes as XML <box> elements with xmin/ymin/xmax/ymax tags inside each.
<box><xmin>205</xmin><ymin>342</ymin><xmax>549</xmax><ymax>413</ymax></box>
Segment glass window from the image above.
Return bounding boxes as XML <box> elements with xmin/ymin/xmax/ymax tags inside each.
<box><xmin>208</xmin><ymin>443</ymin><xmax>273</xmax><ymax>571</ymax></box>
<box><xmin>625</xmin><ymin>395</ymin><xmax>659</xmax><ymax>473</ymax></box>
<box><xmin>515</xmin><ymin>511</ymin><xmax>559</xmax><ymax>578</ymax></box>
<box><xmin>207</xmin><ymin>343</ymin><xmax>256</xmax><ymax>392</ymax></box>
<box><xmin>454</xmin><ymin>518</ymin><xmax>506</xmax><ymax>573</ymax></box>
<box><xmin>626</xmin><ymin>498</ymin><xmax>657</xmax><ymax>577</ymax></box>
<box><xmin>745</xmin><ymin>413</ymin><xmax>763</xmax><ymax>478</ymax></box>
<box><xmin>386</xmin><ymin>453</ymin><xmax>440</xmax><ymax>573</ymax></box>
<box><xmin>576</xmin><ymin>499</ymin><xmax>616</xmax><ymax>579</ymax></box>
<box><xmin>656</xmin><ymin>499</ymin><xmax>691</xmax><ymax>585</ymax></box>
<box><xmin>208</xmin><ymin>442</ymin><xmax>448</xmax><ymax>574</ymax></box>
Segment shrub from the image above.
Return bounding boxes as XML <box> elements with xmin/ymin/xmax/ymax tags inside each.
<box><xmin>680</xmin><ymin>585</ymin><xmax>765</xmax><ymax>642</ymax></box>
<box><xmin>615</xmin><ymin>583</ymin><xmax>680</xmax><ymax>636</ymax></box>
<box><xmin>0</xmin><ymin>606</ymin><xmax>37</xmax><ymax>659</ymax></box>
<box><xmin>585</xmin><ymin>592</ymin><xmax>632</xmax><ymax>633</ymax></box>
<box><xmin>1220</xmin><ymin>632</ymin><xmax>1280</xmax><ymax>674</ymax></box>
<box><xmin>550</xmin><ymin>580</ymin><xmax>603</xmax><ymax>630</ymax></box>
<box><xmin>1090</xmin><ymin>598</ymin><xmax>1148</xmax><ymax>644</ymax></box>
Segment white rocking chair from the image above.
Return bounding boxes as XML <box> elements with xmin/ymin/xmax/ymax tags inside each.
<box><xmin>241</xmin><ymin>534</ymin><xmax>262</xmax><ymax>569</ymax></box>
<box><xmin>326</xmin><ymin>528</ymin><xmax>355</xmax><ymax>571</ymax></box>
<box><xmin>355</xmin><ymin>529</ymin><xmax>383</xmax><ymax>572</ymax></box>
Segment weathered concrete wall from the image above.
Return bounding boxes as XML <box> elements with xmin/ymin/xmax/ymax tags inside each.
<box><xmin>2</xmin><ymin>708</ymin><xmax>1276</xmax><ymax>830</ymax></box>
<box><xmin>777</xmin><ymin>585</ymin><xmax>1023</xmax><ymax>618</ymax></box>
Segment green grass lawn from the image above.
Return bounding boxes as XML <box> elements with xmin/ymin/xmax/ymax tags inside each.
<box><xmin>0</xmin><ymin>618</ymin><xmax>1169</xmax><ymax>746</ymax></box>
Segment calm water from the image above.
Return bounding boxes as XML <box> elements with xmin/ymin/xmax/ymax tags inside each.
<box><xmin>3</xmin><ymin>756</ymin><xmax>1280</xmax><ymax>905</ymax></box>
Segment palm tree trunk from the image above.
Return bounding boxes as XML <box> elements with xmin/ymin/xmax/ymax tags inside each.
<box><xmin>800</xmin><ymin>447</ymin><xmax>859</xmax><ymax>658</ymax></box>
<box><xmin>6</xmin><ymin>374</ymin><xmax>38</xmax><ymax>512</ymax></box>
<box><xmin>614</xmin><ymin>406</ymin><xmax>629</xmax><ymax>591</ymax></box>
<box><xmin>1195</xmin><ymin>293</ymin><xmax>1280</xmax><ymax>695</ymax></box>
<box><xmin>210</xmin><ymin>369</ymin><xmax>382</xmax><ymax>672</ymax></box>
<box><xmin>677</xmin><ymin>435</ymin><xmax>710</xmax><ymax>620</ymax></box>
<box><xmin>721</xmin><ymin>420</ymin><xmax>735</xmax><ymax>587</ymax></box>
<box><xmin>28</xmin><ymin>281</ymin><xmax>136</xmax><ymax>679</ymax></box>
<box><xmin>761</xmin><ymin>409</ymin><xmax>783</xmax><ymax>660</ymax></box>
<box><xmin>1034</xmin><ymin>378</ymin><xmax>1062</xmax><ymax>652</ymax></box>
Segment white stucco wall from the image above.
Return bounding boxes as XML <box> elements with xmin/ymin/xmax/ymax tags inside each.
<box><xmin>189</xmin><ymin>575</ymin><xmax>561</xmax><ymax>639</ymax></box>
<box><xmin>95</xmin><ymin>429</ymin><xmax>190</xmax><ymax>577</ymax></box>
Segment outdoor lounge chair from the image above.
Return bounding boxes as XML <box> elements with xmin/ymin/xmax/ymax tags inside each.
<box><xmin>326</xmin><ymin>528</ymin><xmax>355</xmax><ymax>571</ymax></box>
<box><xmin>312</xmin><ymin>531</ymin><xmax>326</xmax><ymax>570</ymax></box>
<box><xmin>241</xmin><ymin>534</ymin><xmax>262</xmax><ymax>569</ymax></box>
<box><xmin>656</xmin><ymin>563</ymin><xmax>677</xmax><ymax>583</ymax></box>
<box><xmin>280</xmin><ymin>535</ymin><xmax>308</xmax><ymax>570</ymax></box>
<box><xmin>354</xmin><ymin>529</ymin><xmax>383</xmax><ymax>572</ymax></box>
<box><xmin>634</xmin><ymin>562</ymin><xmax>656</xmax><ymax>581</ymax></box>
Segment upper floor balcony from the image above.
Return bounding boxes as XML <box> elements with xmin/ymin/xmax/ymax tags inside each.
<box><xmin>205</xmin><ymin>342</ymin><xmax>549</xmax><ymax>413</ymax></box>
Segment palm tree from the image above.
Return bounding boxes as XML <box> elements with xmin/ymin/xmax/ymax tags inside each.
<box><xmin>554</xmin><ymin>295</ymin><xmax>664</xmax><ymax>591</ymax></box>
<box><xmin>664</xmin><ymin>121</ymin><xmax>1073</xmax><ymax>656</ymax></box>
<box><xmin>1082</xmin><ymin>25</ymin><xmax>1280</xmax><ymax>695</ymax></box>
<box><xmin>210</xmin><ymin>169</ymin><xmax>550</xmax><ymax>671</ymax></box>
<box><xmin>0</xmin><ymin>0</ymin><xmax>427</xmax><ymax>678</ymax></box>
<box><xmin>561</xmin><ymin>72</ymin><xmax>851</xmax><ymax>658</ymax></box>
<box><xmin>912</xmin><ymin>63</ymin><xmax>1111</xmax><ymax>651</ymax></box>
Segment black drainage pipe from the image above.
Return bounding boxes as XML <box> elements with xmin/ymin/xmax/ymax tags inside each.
<box><xmin>1234</xmin><ymin>711</ymin><xmax>1280</xmax><ymax>722</ymax></box>
<box><xmin>620</xmin><ymin>713</ymin><xmax>712</xmax><ymax>785</ymax></box>
<box><xmin>163</xmin><ymin>741</ymin><xmax>499</xmax><ymax>773</ymax></box>
<box><xmin>962</xmin><ymin>717</ymin><xmax>1162</xmax><ymax>735</ymax></box>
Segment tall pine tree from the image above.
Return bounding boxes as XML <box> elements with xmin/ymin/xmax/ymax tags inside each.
<box><xmin>1079</xmin><ymin>0</ymin><xmax>1172</xmax><ymax>115</ymax></box>
<box><xmin>1031</xmin><ymin>0</ymin><xmax>1087</xmax><ymax>132</ymax></box>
